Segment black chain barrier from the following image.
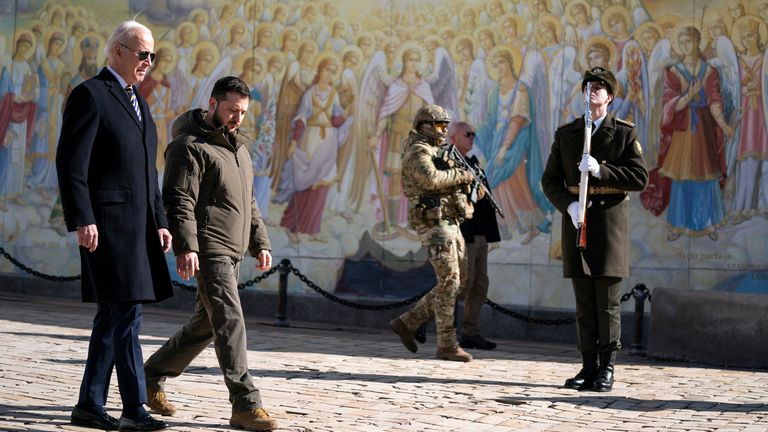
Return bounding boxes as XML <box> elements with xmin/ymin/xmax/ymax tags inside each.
<box><xmin>288</xmin><ymin>265</ymin><xmax>430</xmax><ymax>310</ymax></box>
<box><xmin>171</xmin><ymin>265</ymin><xmax>280</xmax><ymax>292</ymax></box>
<box><xmin>0</xmin><ymin>247</ymin><xmax>650</xmax><ymax>327</ymax></box>
<box><xmin>0</xmin><ymin>246</ymin><xmax>80</xmax><ymax>282</ymax></box>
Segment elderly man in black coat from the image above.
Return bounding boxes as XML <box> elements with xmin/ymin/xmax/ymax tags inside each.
<box><xmin>56</xmin><ymin>20</ymin><xmax>173</xmax><ymax>431</ymax></box>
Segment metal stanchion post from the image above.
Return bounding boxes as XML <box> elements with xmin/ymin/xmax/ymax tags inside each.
<box><xmin>274</xmin><ymin>258</ymin><xmax>291</xmax><ymax>327</ymax></box>
<box><xmin>630</xmin><ymin>283</ymin><xmax>650</xmax><ymax>355</ymax></box>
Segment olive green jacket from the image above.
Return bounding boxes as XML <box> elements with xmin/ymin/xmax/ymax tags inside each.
<box><xmin>163</xmin><ymin>109</ymin><xmax>271</xmax><ymax>259</ymax></box>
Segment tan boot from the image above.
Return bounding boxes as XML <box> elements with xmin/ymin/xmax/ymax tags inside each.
<box><xmin>146</xmin><ymin>389</ymin><xmax>177</xmax><ymax>416</ymax></box>
<box><xmin>436</xmin><ymin>345</ymin><xmax>473</xmax><ymax>362</ymax></box>
<box><xmin>389</xmin><ymin>317</ymin><xmax>418</xmax><ymax>353</ymax></box>
<box><xmin>230</xmin><ymin>408</ymin><xmax>279</xmax><ymax>431</ymax></box>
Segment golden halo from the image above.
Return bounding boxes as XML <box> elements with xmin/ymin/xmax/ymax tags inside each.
<box><xmin>13</xmin><ymin>29</ymin><xmax>37</xmax><ymax>60</ymax></box>
<box><xmin>266</xmin><ymin>51</ymin><xmax>287</xmax><ymax>73</ymax></box>
<box><xmin>732</xmin><ymin>15</ymin><xmax>768</xmax><ymax>52</ymax></box>
<box><xmin>451</xmin><ymin>33</ymin><xmax>479</xmax><ymax>60</ymax></box>
<box><xmin>499</xmin><ymin>13</ymin><xmax>524</xmax><ymax>39</ymax></box>
<box><xmin>703</xmin><ymin>9</ymin><xmax>732</xmax><ymax>34</ymax></box>
<box><xmin>460</xmin><ymin>5</ymin><xmax>478</xmax><ymax>25</ymax></box>
<box><xmin>565</xmin><ymin>0</ymin><xmax>591</xmax><ymax>27</ymax></box>
<box><xmin>235</xmin><ymin>52</ymin><xmax>265</xmax><ymax>83</ymax></box>
<box><xmin>330</xmin><ymin>18</ymin><xmax>347</xmax><ymax>35</ymax></box>
<box><xmin>188</xmin><ymin>8</ymin><xmax>209</xmax><ymax>26</ymax></box>
<box><xmin>394</xmin><ymin>40</ymin><xmax>429</xmax><ymax>76</ymax></box>
<box><xmin>154</xmin><ymin>40</ymin><xmax>179</xmax><ymax>75</ymax></box>
<box><xmin>601</xmin><ymin>6</ymin><xmax>633</xmax><ymax>39</ymax></box>
<box><xmin>176</xmin><ymin>22</ymin><xmax>199</xmax><ymax>45</ymax></box>
<box><xmin>580</xmin><ymin>35</ymin><xmax>617</xmax><ymax>70</ymax></box>
<box><xmin>312</xmin><ymin>52</ymin><xmax>342</xmax><ymax>82</ymax></box>
<box><xmin>255</xmin><ymin>22</ymin><xmax>275</xmax><ymax>43</ymax></box>
<box><xmin>670</xmin><ymin>18</ymin><xmax>700</xmax><ymax>56</ymax></box>
<box><xmin>44</xmin><ymin>27</ymin><xmax>67</xmax><ymax>50</ymax></box>
<box><xmin>484</xmin><ymin>45</ymin><xmax>523</xmax><ymax>81</ymax></box>
<box><xmin>634</xmin><ymin>21</ymin><xmax>663</xmax><ymax>41</ymax></box>
<box><xmin>68</xmin><ymin>17</ymin><xmax>86</xmax><ymax>35</ymax></box>
<box><xmin>191</xmin><ymin>40</ymin><xmax>220</xmax><ymax>75</ymax></box>
<box><xmin>474</xmin><ymin>25</ymin><xmax>497</xmax><ymax>46</ymax></box>
<box><xmin>537</xmin><ymin>14</ymin><xmax>563</xmax><ymax>46</ymax></box>
<box><xmin>297</xmin><ymin>39</ymin><xmax>319</xmax><ymax>62</ymax></box>
<box><xmin>47</xmin><ymin>5</ymin><xmax>65</xmax><ymax>25</ymax></box>
<box><xmin>340</xmin><ymin>44</ymin><xmax>363</xmax><ymax>73</ymax></box>
<box><xmin>225</xmin><ymin>18</ymin><xmax>248</xmax><ymax>42</ymax></box>
<box><xmin>72</xmin><ymin>31</ymin><xmax>105</xmax><ymax>72</ymax></box>
<box><xmin>656</xmin><ymin>14</ymin><xmax>679</xmax><ymax>38</ymax></box>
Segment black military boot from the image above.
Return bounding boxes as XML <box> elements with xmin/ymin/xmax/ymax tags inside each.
<box><xmin>593</xmin><ymin>351</ymin><xmax>617</xmax><ymax>392</ymax></box>
<box><xmin>564</xmin><ymin>351</ymin><xmax>597</xmax><ymax>390</ymax></box>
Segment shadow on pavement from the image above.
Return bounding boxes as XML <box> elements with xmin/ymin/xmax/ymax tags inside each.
<box><xmin>495</xmin><ymin>396</ymin><xmax>768</xmax><ymax>413</ymax></box>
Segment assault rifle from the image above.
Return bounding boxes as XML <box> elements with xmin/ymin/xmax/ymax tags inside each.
<box><xmin>446</xmin><ymin>144</ymin><xmax>505</xmax><ymax>218</ymax></box>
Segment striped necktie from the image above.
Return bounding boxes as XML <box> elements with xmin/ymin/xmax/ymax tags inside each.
<box><xmin>125</xmin><ymin>85</ymin><xmax>142</xmax><ymax>121</ymax></box>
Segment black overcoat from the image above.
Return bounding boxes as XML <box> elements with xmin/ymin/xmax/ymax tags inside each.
<box><xmin>541</xmin><ymin>115</ymin><xmax>648</xmax><ymax>278</ymax></box>
<box><xmin>56</xmin><ymin>68</ymin><xmax>173</xmax><ymax>303</ymax></box>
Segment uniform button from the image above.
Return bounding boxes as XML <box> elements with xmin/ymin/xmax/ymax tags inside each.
<box><xmin>601</xmin><ymin>160</ymin><xmax>607</xmax><ymax>163</ymax></box>
<box><xmin>600</xmin><ymin>200</ymin><xmax>605</xmax><ymax>205</ymax></box>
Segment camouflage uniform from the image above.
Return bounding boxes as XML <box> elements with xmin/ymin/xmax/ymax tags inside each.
<box><xmin>393</xmin><ymin>105</ymin><xmax>474</xmax><ymax>352</ymax></box>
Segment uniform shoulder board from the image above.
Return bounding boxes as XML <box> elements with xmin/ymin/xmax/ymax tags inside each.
<box><xmin>616</xmin><ymin>117</ymin><xmax>635</xmax><ymax>128</ymax></box>
<box><xmin>556</xmin><ymin>118</ymin><xmax>578</xmax><ymax>130</ymax></box>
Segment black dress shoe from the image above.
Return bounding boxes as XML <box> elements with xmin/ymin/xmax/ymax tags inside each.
<box><xmin>459</xmin><ymin>334</ymin><xmax>497</xmax><ymax>350</ymax></box>
<box><xmin>71</xmin><ymin>405</ymin><xmax>119</xmax><ymax>430</ymax></box>
<box><xmin>117</xmin><ymin>413</ymin><xmax>168</xmax><ymax>431</ymax></box>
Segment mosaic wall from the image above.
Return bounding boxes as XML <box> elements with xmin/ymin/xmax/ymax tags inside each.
<box><xmin>1</xmin><ymin>0</ymin><xmax>767</xmax><ymax>312</ymax></box>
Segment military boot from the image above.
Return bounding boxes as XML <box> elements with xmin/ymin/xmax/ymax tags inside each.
<box><xmin>436</xmin><ymin>345</ymin><xmax>473</xmax><ymax>362</ymax></box>
<box><xmin>564</xmin><ymin>351</ymin><xmax>597</xmax><ymax>390</ymax></box>
<box><xmin>389</xmin><ymin>317</ymin><xmax>418</xmax><ymax>353</ymax></box>
<box><xmin>593</xmin><ymin>351</ymin><xmax>617</xmax><ymax>392</ymax></box>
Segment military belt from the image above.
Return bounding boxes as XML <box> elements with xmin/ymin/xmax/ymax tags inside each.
<box><xmin>567</xmin><ymin>185</ymin><xmax>626</xmax><ymax>195</ymax></box>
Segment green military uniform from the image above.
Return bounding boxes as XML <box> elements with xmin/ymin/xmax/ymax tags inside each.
<box><xmin>541</xmin><ymin>67</ymin><xmax>649</xmax><ymax>391</ymax></box>
<box><xmin>389</xmin><ymin>105</ymin><xmax>474</xmax><ymax>360</ymax></box>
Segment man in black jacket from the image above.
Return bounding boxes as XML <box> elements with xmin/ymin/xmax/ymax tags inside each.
<box><xmin>450</xmin><ymin>122</ymin><xmax>502</xmax><ymax>350</ymax></box>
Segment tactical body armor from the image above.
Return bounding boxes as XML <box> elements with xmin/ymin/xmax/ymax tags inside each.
<box><xmin>401</xmin><ymin>105</ymin><xmax>474</xmax><ymax>229</ymax></box>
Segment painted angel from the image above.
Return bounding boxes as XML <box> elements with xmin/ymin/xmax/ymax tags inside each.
<box><xmin>729</xmin><ymin>16</ymin><xmax>768</xmax><ymax>224</ymax></box>
<box><xmin>474</xmin><ymin>47</ymin><xmax>553</xmax><ymax>244</ymax></box>
<box><xmin>277</xmin><ymin>55</ymin><xmax>352</xmax><ymax>243</ymax></box>
<box><xmin>270</xmin><ymin>40</ymin><xmax>318</xmax><ymax>200</ymax></box>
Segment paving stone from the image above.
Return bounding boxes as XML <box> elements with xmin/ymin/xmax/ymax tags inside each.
<box><xmin>0</xmin><ymin>294</ymin><xmax>767</xmax><ymax>431</ymax></box>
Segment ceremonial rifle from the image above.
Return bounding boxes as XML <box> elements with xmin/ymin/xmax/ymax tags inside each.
<box><xmin>577</xmin><ymin>81</ymin><xmax>592</xmax><ymax>249</ymax></box>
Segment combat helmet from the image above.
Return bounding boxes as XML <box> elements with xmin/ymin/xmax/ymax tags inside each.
<box><xmin>413</xmin><ymin>104</ymin><xmax>452</xmax><ymax>142</ymax></box>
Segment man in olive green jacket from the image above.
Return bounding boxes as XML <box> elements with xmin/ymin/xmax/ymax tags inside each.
<box><xmin>143</xmin><ymin>77</ymin><xmax>278</xmax><ymax>431</ymax></box>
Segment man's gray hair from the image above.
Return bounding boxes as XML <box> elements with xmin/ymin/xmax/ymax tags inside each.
<box><xmin>104</xmin><ymin>20</ymin><xmax>152</xmax><ymax>59</ymax></box>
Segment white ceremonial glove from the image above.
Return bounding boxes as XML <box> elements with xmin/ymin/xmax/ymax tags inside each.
<box><xmin>566</xmin><ymin>200</ymin><xmax>592</xmax><ymax>229</ymax></box>
<box><xmin>579</xmin><ymin>154</ymin><xmax>601</xmax><ymax>178</ymax></box>
<box><xmin>567</xmin><ymin>201</ymin><xmax>580</xmax><ymax>229</ymax></box>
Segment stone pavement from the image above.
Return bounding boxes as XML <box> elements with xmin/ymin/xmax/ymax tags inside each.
<box><xmin>0</xmin><ymin>294</ymin><xmax>766</xmax><ymax>432</ymax></box>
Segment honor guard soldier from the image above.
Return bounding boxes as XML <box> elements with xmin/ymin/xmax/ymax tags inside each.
<box><xmin>541</xmin><ymin>67</ymin><xmax>648</xmax><ymax>391</ymax></box>
<box><xmin>389</xmin><ymin>104</ymin><xmax>476</xmax><ymax>362</ymax></box>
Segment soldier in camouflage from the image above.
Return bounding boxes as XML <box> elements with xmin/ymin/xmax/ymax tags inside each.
<box><xmin>388</xmin><ymin>104</ymin><xmax>475</xmax><ymax>362</ymax></box>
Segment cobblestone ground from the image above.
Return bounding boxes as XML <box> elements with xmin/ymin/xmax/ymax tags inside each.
<box><xmin>0</xmin><ymin>294</ymin><xmax>766</xmax><ymax>432</ymax></box>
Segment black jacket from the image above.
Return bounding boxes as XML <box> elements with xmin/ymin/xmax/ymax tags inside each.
<box><xmin>56</xmin><ymin>68</ymin><xmax>173</xmax><ymax>303</ymax></box>
<box><xmin>460</xmin><ymin>155</ymin><xmax>501</xmax><ymax>244</ymax></box>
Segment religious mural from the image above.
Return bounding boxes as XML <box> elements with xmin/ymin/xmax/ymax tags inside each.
<box><xmin>0</xmin><ymin>0</ymin><xmax>767</xmax><ymax>312</ymax></box>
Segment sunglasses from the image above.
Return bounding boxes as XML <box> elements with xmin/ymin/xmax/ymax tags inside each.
<box><xmin>465</xmin><ymin>131</ymin><xmax>476</xmax><ymax>138</ymax></box>
<box><xmin>119</xmin><ymin>42</ymin><xmax>156</xmax><ymax>62</ymax></box>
